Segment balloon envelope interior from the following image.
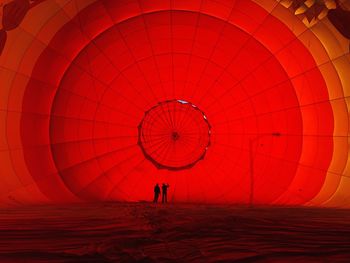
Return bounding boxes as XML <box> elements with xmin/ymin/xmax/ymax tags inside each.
<box><xmin>0</xmin><ymin>0</ymin><xmax>349</xmax><ymax>207</ymax></box>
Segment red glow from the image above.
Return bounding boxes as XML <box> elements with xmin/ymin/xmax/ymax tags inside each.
<box><xmin>20</xmin><ymin>0</ymin><xmax>333</xmax><ymax>204</ymax></box>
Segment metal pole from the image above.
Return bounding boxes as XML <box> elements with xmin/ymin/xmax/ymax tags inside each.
<box><xmin>248</xmin><ymin>132</ymin><xmax>280</xmax><ymax>208</ymax></box>
<box><xmin>249</xmin><ymin>139</ymin><xmax>254</xmax><ymax>207</ymax></box>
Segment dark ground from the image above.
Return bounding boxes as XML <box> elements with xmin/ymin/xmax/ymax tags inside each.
<box><xmin>0</xmin><ymin>202</ymin><xmax>350</xmax><ymax>262</ymax></box>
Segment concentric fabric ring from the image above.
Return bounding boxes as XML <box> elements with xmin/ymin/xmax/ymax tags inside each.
<box><xmin>0</xmin><ymin>0</ymin><xmax>349</xmax><ymax>206</ymax></box>
<box><xmin>22</xmin><ymin>1</ymin><xmax>329</xmax><ymax>203</ymax></box>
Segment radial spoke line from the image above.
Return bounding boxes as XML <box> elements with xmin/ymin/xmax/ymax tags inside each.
<box><xmin>181</xmin><ymin>138</ymin><xmax>200</xmax><ymax>151</ymax></box>
<box><xmin>142</xmin><ymin>129</ymin><xmax>167</xmax><ymax>140</ymax></box>
<box><xmin>183</xmin><ymin>108</ymin><xmax>208</xmax><ymax>131</ymax></box>
<box><xmin>143</xmin><ymin>127</ymin><xmax>170</xmax><ymax>138</ymax></box>
<box><xmin>80</xmin><ymin>19</ymin><xmax>137</xmax><ymax>180</ymax></box>
<box><xmin>14</xmin><ymin>0</ymin><xmax>147</xmax><ymax>118</ymax></box>
<box><xmin>166</xmin><ymin>102</ymin><xmax>176</xmax><ymax>129</ymax></box>
<box><xmin>60</xmin><ymin>83</ymin><xmax>143</xmax><ymax>118</ymax></box>
<box><xmin>174</xmin><ymin>107</ymin><xmax>186</xmax><ymax>130</ymax></box>
<box><xmin>142</xmin><ymin>132</ymin><xmax>172</xmax><ymax>138</ymax></box>
<box><xmin>207</xmin><ymin>159</ymin><xmax>248</xmax><ymax>201</ymax></box>
<box><xmin>52</xmin><ymin>134</ymin><xmax>138</xmax><ymax>146</ymax></box>
<box><xmin>142</xmin><ymin>138</ymin><xmax>169</xmax><ymax>148</ymax></box>
<box><xmin>160</xmin><ymin>142</ymin><xmax>175</xmax><ymax>165</ymax></box>
<box><xmin>176</xmin><ymin>106</ymin><xmax>198</xmax><ymax>131</ymax></box>
<box><xmin>73</xmin><ymin>0</ymin><xmax>156</xmax><ymax>110</ymax></box>
<box><xmin>142</xmin><ymin>135</ymin><xmax>171</xmax><ymax>153</ymax></box>
<box><xmin>212</xmin><ymin>93</ymin><xmax>350</xmax><ymax>127</ymax></box>
<box><xmin>211</xmin><ymin>132</ymin><xmax>348</xmax><ymax>138</ymax></box>
<box><xmin>53</xmin><ymin>115</ymin><xmax>138</xmax><ymax>129</ymax></box>
<box><xmin>179</xmin><ymin>112</ymin><xmax>206</xmax><ymax>134</ymax></box>
<box><xmin>178</xmin><ymin>1</ymin><xmax>238</xmax><ymax>126</ymax></box>
<box><xmin>161</xmin><ymin>105</ymin><xmax>176</xmax><ymax>129</ymax></box>
<box><xmin>173</xmin><ymin>102</ymin><xmax>179</xmax><ymax>129</ymax></box>
<box><xmin>105</xmin><ymin>155</ymin><xmax>151</xmax><ymax>200</ymax></box>
<box><xmin>56</xmin><ymin>142</ymin><xmax>139</xmax><ymax>176</ymax></box>
<box><xmin>0</xmin><ymin>63</ymin><xmax>141</xmax><ymax>122</ymax></box>
<box><xmin>180</xmin><ymin>108</ymin><xmax>198</xmax><ymax>133</ymax></box>
<box><xmin>180</xmin><ymin>132</ymin><xmax>207</xmax><ymax>137</ymax></box>
<box><xmin>174</xmin><ymin>106</ymin><xmax>192</xmax><ymax>132</ymax></box>
<box><xmin>107</xmin><ymin>132</ymin><xmax>181</xmax><ymax>196</ymax></box>
<box><xmin>193</xmin><ymin>2</ymin><xmax>279</xmax><ymax>106</ymax></box>
<box><xmin>151</xmin><ymin>136</ymin><xmax>174</xmax><ymax>157</ymax></box>
<box><xmin>210</xmin><ymin>144</ymin><xmax>321</xmax><ymax>205</ymax></box>
<box><xmin>198</xmin><ymin>143</ymin><xmax>241</xmax><ymax>200</ymax></box>
<box><xmin>164</xmin><ymin>0</ymin><xmax>215</xmax><ymax>200</ymax></box>
<box><xmin>142</xmin><ymin>134</ymin><xmax>170</xmax><ymax>145</ymax></box>
<box><xmin>160</xmin><ymin>106</ymin><xmax>177</xmax><ymax>129</ymax></box>
<box><xmin>143</xmin><ymin>111</ymin><xmax>171</xmax><ymax>131</ymax></box>
<box><xmin>208</xmin><ymin>51</ymin><xmax>350</xmax><ymax>118</ymax></box>
<box><xmin>156</xmin><ymin>105</ymin><xmax>172</xmax><ymax>129</ymax></box>
<box><xmin>77</xmin><ymin>147</ymin><xmax>144</xmax><ymax>197</ymax></box>
<box><xmin>146</xmin><ymin>115</ymin><xmax>170</xmax><ymax>133</ymax></box>
<box><xmin>177</xmin><ymin>135</ymin><xmax>196</xmax><ymax>149</ymax></box>
<box><xmin>180</xmin><ymin>0</ymin><xmax>206</xmax><ymax>99</ymax></box>
<box><xmin>102</xmin><ymin>17</ymin><xmax>161</xmax><ymax>107</ymax></box>
<box><xmin>141</xmin><ymin>128</ymin><xmax>169</xmax><ymax>141</ymax></box>
<box><xmin>159</xmin><ymin>136</ymin><xmax>177</xmax><ymax>165</ymax></box>
<box><xmin>170</xmin><ymin>0</ymin><xmax>175</xmax><ymax>98</ymax></box>
<box><xmin>178</xmin><ymin>139</ymin><xmax>201</xmax><ymax>157</ymax></box>
<box><xmin>194</xmin><ymin>1</ymin><xmax>318</xmax><ymax>109</ymax></box>
<box><xmin>154</xmin><ymin>104</ymin><xmax>174</xmax><ymax>129</ymax></box>
<box><xmin>181</xmin><ymin>132</ymin><xmax>200</xmax><ymax>152</ymax></box>
<box><xmin>2</xmin><ymin>138</ymin><xmax>133</xmax><ymax>152</ymax></box>
<box><xmin>216</xmin><ymin>151</ymin><xmax>311</xmax><ymax>205</ymax></box>
<box><xmin>181</xmin><ymin>142</ymin><xmax>206</xmax><ymax>163</ymax></box>
<box><xmin>71</xmin><ymin>0</ymin><xmax>139</xmax><ymax>193</ymax></box>
<box><xmin>72</xmin><ymin>1</ymin><xmax>151</xmax><ymax>114</ymax></box>
<box><xmin>1</xmin><ymin>108</ymin><xmax>137</xmax><ymax>127</ymax></box>
<box><xmin>76</xmin><ymin>11</ymin><xmax>118</xmax><ymax>190</ymax></box>
<box><xmin>214</xmin><ymin>141</ymin><xmax>350</xmax><ymax>179</ymax></box>
<box><xmin>180</xmin><ymin>135</ymin><xmax>205</xmax><ymax>145</ymax></box>
<box><xmin>137</xmin><ymin>0</ymin><xmax>171</xmax><ymax>100</ymax></box>
<box><xmin>201</xmin><ymin>27</ymin><xmax>349</xmax><ymax>113</ymax></box>
<box><xmin>172</xmin><ymin>140</ymin><xmax>178</xmax><ymax>161</ymax></box>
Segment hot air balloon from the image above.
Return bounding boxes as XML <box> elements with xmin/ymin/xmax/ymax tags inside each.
<box><xmin>0</xmin><ymin>0</ymin><xmax>349</xmax><ymax>208</ymax></box>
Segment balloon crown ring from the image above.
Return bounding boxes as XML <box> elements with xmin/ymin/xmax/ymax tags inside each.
<box><xmin>138</xmin><ymin>99</ymin><xmax>211</xmax><ymax>171</ymax></box>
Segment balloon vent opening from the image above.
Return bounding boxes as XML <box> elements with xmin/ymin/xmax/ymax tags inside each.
<box><xmin>138</xmin><ymin>100</ymin><xmax>211</xmax><ymax>171</ymax></box>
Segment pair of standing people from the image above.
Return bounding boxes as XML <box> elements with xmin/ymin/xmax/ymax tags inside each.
<box><xmin>153</xmin><ymin>183</ymin><xmax>169</xmax><ymax>203</ymax></box>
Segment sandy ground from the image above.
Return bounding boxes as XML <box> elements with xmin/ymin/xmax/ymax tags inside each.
<box><xmin>0</xmin><ymin>202</ymin><xmax>350</xmax><ymax>262</ymax></box>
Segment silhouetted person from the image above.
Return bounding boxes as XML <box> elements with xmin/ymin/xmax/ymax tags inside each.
<box><xmin>162</xmin><ymin>183</ymin><xmax>170</xmax><ymax>203</ymax></box>
<box><xmin>153</xmin><ymin>183</ymin><xmax>161</xmax><ymax>203</ymax></box>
